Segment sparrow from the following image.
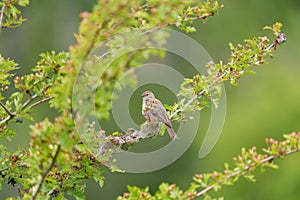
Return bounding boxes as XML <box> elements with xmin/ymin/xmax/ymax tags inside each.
<box><xmin>141</xmin><ymin>91</ymin><xmax>178</xmax><ymax>140</ymax></box>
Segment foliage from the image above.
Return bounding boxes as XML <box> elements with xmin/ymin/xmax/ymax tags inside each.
<box><xmin>0</xmin><ymin>0</ymin><xmax>29</xmax><ymax>29</ymax></box>
<box><xmin>0</xmin><ymin>51</ymin><xmax>68</xmax><ymax>129</ymax></box>
<box><xmin>0</xmin><ymin>0</ymin><xmax>291</xmax><ymax>200</ymax></box>
<box><xmin>171</xmin><ymin>23</ymin><xmax>286</xmax><ymax>122</ymax></box>
<box><xmin>117</xmin><ymin>132</ymin><xmax>300</xmax><ymax>200</ymax></box>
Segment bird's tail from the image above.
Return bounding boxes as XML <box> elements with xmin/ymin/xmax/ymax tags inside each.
<box><xmin>166</xmin><ymin>126</ymin><xmax>179</xmax><ymax>140</ymax></box>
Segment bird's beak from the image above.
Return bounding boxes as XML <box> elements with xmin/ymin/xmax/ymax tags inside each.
<box><xmin>141</xmin><ymin>93</ymin><xmax>146</xmax><ymax>97</ymax></box>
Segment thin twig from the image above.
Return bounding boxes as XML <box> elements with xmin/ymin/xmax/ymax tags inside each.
<box><xmin>0</xmin><ymin>166</ymin><xmax>9</xmax><ymax>172</ymax></box>
<box><xmin>0</xmin><ymin>89</ymin><xmax>53</xmax><ymax>126</ymax></box>
<box><xmin>266</xmin><ymin>33</ymin><xmax>287</xmax><ymax>50</ymax></box>
<box><xmin>22</xmin><ymin>84</ymin><xmax>52</xmax><ymax>110</ymax></box>
<box><xmin>95</xmin><ymin>23</ymin><xmax>171</xmax><ymax>62</ymax></box>
<box><xmin>129</xmin><ymin>3</ymin><xmax>153</xmax><ymax>17</ymax></box>
<box><xmin>194</xmin><ymin>148</ymin><xmax>298</xmax><ymax>198</ymax></box>
<box><xmin>96</xmin><ymin>12</ymin><xmax>216</xmax><ymax>62</ymax></box>
<box><xmin>96</xmin><ymin>50</ymin><xmax>111</xmax><ymax>62</ymax></box>
<box><xmin>170</xmin><ymin>32</ymin><xmax>287</xmax><ymax>120</ymax></box>
<box><xmin>30</xmin><ymin>143</ymin><xmax>61</xmax><ymax>200</ymax></box>
<box><xmin>0</xmin><ymin>101</ymin><xmax>15</xmax><ymax>117</ymax></box>
<box><xmin>26</xmin><ymin>96</ymin><xmax>54</xmax><ymax>110</ymax></box>
<box><xmin>22</xmin><ymin>94</ymin><xmax>38</xmax><ymax>109</ymax></box>
<box><xmin>141</xmin><ymin>23</ymin><xmax>171</xmax><ymax>35</ymax></box>
<box><xmin>0</xmin><ymin>3</ymin><xmax>5</xmax><ymax>31</ymax></box>
<box><xmin>170</xmin><ymin>71</ymin><xmax>226</xmax><ymax>119</ymax></box>
<box><xmin>170</xmin><ymin>91</ymin><xmax>203</xmax><ymax>119</ymax></box>
<box><xmin>0</xmin><ymin>115</ymin><xmax>11</xmax><ymax>125</ymax></box>
<box><xmin>0</xmin><ymin>164</ymin><xmax>27</xmax><ymax>172</ymax></box>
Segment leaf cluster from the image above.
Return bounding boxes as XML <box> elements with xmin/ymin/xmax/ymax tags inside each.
<box><xmin>0</xmin><ymin>0</ymin><xmax>290</xmax><ymax>199</ymax></box>
<box><xmin>0</xmin><ymin>51</ymin><xmax>68</xmax><ymax>129</ymax></box>
<box><xmin>170</xmin><ymin>23</ymin><xmax>284</xmax><ymax>123</ymax></box>
<box><xmin>0</xmin><ymin>0</ymin><xmax>223</xmax><ymax>199</ymax></box>
<box><xmin>0</xmin><ymin>0</ymin><xmax>29</xmax><ymax>29</ymax></box>
<box><xmin>118</xmin><ymin>132</ymin><xmax>299</xmax><ymax>200</ymax></box>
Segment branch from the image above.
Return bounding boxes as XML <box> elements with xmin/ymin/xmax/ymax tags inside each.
<box><xmin>170</xmin><ymin>72</ymin><xmax>226</xmax><ymax>119</ymax></box>
<box><xmin>95</xmin><ymin>22</ymin><xmax>172</xmax><ymax>62</ymax></box>
<box><xmin>0</xmin><ymin>100</ymin><xmax>16</xmax><ymax>125</ymax></box>
<box><xmin>22</xmin><ymin>93</ymin><xmax>39</xmax><ymax>109</ymax></box>
<box><xmin>170</xmin><ymin>32</ymin><xmax>287</xmax><ymax>121</ymax></box>
<box><xmin>0</xmin><ymin>164</ymin><xmax>27</xmax><ymax>172</ymax></box>
<box><xmin>97</xmin><ymin>29</ymin><xmax>286</xmax><ymax>129</ymax></box>
<box><xmin>96</xmin><ymin>28</ymin><xmax>287</xmax><ymax>154</ymax></box>
<box><xmin>0</xmin><ymin>93</ymin><xmax>53</xmax><ymax>126</ymax></box>
<box><xmin>97</xmin><ymin>72</ymin><xmax>223</xmax><ymax>152</ymax></box>
<box><xmin>140</xmin><ymin>23</ymin><xmax>172</xmax><ymax>35</ymax></box>
<box><xmin>0</xmin><ymin>4</ymin><xmax>5</xmax><ymax>31</ymax></box>
<box><xmin>143</xmin><ymin>7</ymin><xmax>219</xmax><ymax>35</ymax></box>
<box><xmin>30</xmin><ymin>143</ymin><xmax>61</xmax><ymax>200</ymax></box>
<box><xmin>118</xmin><ymin>132</ymin><xmax>299</xmax><ymax>199</ymax></box>
<box><xmin>26</xmin><ymin>96</ymin><xmax>54</xmax><ymax>110</ymax></box>
<box><xmin>195</xmin><ymin>148</ymin><xmax>298</xmax><ymax>198</ymax></box>
<box><xmin>0</xmin><ymin>115</ymin><xmax>11</xmax><ymax>126</ymax></box>
<box><xmin>267</xmin><ymin>33</ymin><xmax>287</xmax><ymax>50</ymax></box>
<box><xmin>0</xmin><ymin>101</ymin><xmax>15</xmax><ymax>117</ymax></box>
<box><xmin>96</xmin><ymin>11</ymin><xmax>217</xmax><ymax>61</ymax></box>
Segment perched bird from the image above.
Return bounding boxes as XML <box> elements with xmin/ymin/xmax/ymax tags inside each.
<box><xmin>141</xmin><ymin>91</ymin><xmax>178</xmax><ymax>140</ymax></box>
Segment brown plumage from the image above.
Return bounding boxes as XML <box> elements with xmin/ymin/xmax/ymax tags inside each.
<box><xmin>141</xmin><ymin>91</ymin><xmax>178</xmax><ymax>140</ymax></box>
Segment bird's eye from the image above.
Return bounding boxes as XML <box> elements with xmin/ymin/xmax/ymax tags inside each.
<box><xmin>141</xmin><ymin>93</ymin><xmax>148</xmax><ymax>97</ymax></box>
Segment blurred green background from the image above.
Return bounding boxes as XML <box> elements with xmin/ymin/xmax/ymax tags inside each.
<box><xmin>1</xmin><ymin>0</ymin><xmax>300</xmax><ymax>199</ymax></box>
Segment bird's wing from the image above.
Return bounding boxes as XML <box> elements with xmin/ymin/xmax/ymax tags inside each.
<box><xmin>152</xmin><ymin>100</ymin><xmax>172</xmax><ymax>128</ymax></box>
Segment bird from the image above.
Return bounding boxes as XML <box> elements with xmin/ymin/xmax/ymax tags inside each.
<box><xmin>141</xmin><ymin>90</ymin><xmax>178</xmax><ymax>140</ymax></box>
